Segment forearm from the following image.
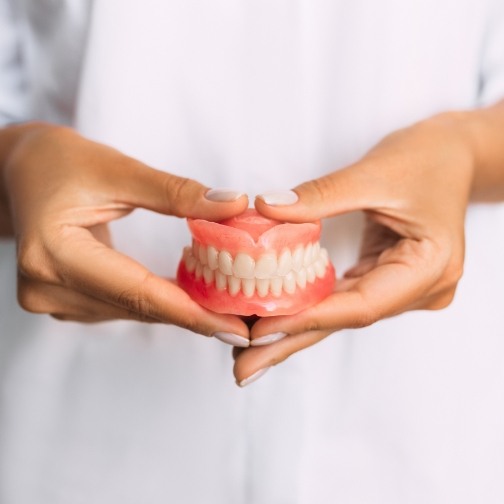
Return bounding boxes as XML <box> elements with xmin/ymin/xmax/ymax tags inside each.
<box><xmin>0</xmin><ymin>122</ymin><xmax>50</xmax><ymax>237</ymax></box>
<box><xmin>451</xmin><ymin>100</ymin><xmax>504</xmax><ymax>202</ymax></box>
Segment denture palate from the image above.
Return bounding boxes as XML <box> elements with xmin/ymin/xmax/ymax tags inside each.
<box><xmin>182</xmin><ymin>240</ymin><xmax>330</xmax><ymax>298</ymax></box>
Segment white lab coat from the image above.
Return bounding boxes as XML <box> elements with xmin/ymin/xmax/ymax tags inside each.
<box><xmin>2</xmin><ymin>1</ymin><xmax>504</xmax><ymax>502</ymax></box>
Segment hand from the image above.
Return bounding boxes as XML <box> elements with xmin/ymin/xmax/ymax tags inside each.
<box><xmin>233</xmin><ymin>114</ymin><xmax>475</xmax><ymax>386</ymax></box>
<box><xmin>2</xmin><ymin>123</ymin><xmax>249</xmax><ymax>338</ymax></box>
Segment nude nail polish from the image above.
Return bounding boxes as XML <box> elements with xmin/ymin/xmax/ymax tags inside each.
<box><xmin>256</xmin><ymin>190</ymin><xmax>298</xmax><ymax>206</ymax></box>
<box><xmin>251</xmin><ymin>332</ymin><xmax>288</xmax><ymax>346</ymax></box>
<box><xmin>238</xmin><ymin>367</ymin><xmax>271</xmax><ymax>387</ymax></box>
<box><xmin>213</xmin><ymin>332</ymin><xmax>250</xmax><ymax>347</ymax></box>
<box><xmin>205</xmin><ymin>188</ymin><xmax>246</xmax><ymax>202</ymax></box>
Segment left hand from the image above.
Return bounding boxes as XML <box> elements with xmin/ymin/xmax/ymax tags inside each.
<box><xmin>233</xmin><ymin>113</ymin><xmax>475</xmax><ymax>386</ymax></box>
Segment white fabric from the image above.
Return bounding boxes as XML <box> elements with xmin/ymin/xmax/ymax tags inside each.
<box><xmin>1</xmin><ymin>0</ymin><xmax>504</xmax><ymax>503</ymax></box>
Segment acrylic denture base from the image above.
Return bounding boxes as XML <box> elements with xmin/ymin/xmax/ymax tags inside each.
<box><xmin>176</xmin><ymin>210</ymin><xmax>336</xmax><ymax>316</ymax></box>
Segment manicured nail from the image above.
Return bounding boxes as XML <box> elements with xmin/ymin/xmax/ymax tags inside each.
<box><xmin>205</xmin><ymin>188</ymin><xmax>246</xmax><ymax>202</ymax></box>
<box><xmin>213</xmin><ymin>332</ymin><xmax>249</xmax><ymax>347</ymax></box>
<box><xmin>251</xmin><ymin>332</ymin><xmax>288</xmax><ymax>346</ymax></box>
<box><xmin>238</xmin><ymin>367</ymin><xmax>271</xmax><ymax>387</ymax></box>
<box><xmin>257</xmin><ymin>190</ymin><xmax>298</xmax><ymax>206</ymax></box>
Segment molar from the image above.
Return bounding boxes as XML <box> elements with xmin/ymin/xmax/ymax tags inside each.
<box><xmin>195</xmin><ymin>262</ymin><xmax>203</xmax><ymax>280</ymax></box>
<box><xmin>203</xmin><ymin>265</ymin><xmax>214</xmax><ymax>284</ymax></box>
<box><xmin>314</xmin><ymin>258</ymin><xmax>326</xmax><ymax>278</ymax></box>
<box><xmin>306</xmin><ymin>265</ymin><xmax>316</xmax><ymax>284</ymax></box>
<box><xmin>198</xmin><ymin>244</ymin><xmax>208</xmax><ymax>265</ymax></box>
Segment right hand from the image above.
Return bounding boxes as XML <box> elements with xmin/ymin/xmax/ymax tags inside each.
<box><xmin>2</xmin><ymin>123</ymin><xmax>249</xmax><ymax>338</ymax></box>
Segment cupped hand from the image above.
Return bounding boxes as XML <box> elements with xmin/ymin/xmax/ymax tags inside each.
<box><xmin>233</xmin><ymin>114</ymin><xmax>475</xmax><ymax>385</ymax></box>
<box><xmin>2</xmin><ymin>123</ymin><xmax>249</xmax><ymax>338</ymax></box>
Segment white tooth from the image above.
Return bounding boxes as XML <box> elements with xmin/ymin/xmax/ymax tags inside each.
<box><xmin>296</xmin><ymin>268</ymin><xmax>307</xmax><ymax>289</ymax></box>
<box><xmin>203</xmin><ymin>265</ymin><xmax>214</xmax><ymax>284</ymax></box>
<box><xmin>242</xmin><ymin>278</ymin><xmax>255</xmax><ymax>298</ymax></box>
<box><xmin>320</xmin><ymin>248</ymin><xmax>329</xmax><ymax>267</ymax></box>
<box><xmin>283</xmin><ymin>272</ymin><xmax>296</xmax><ymax>294</ymax></box>
<box><xmin>314</xmin><ymin>259</ymin><xmax>326</xmax><ymax>278</ymax></box>
<box><xmin>198</xmin><ymin>244</ymin><xmax>208</xmax><ymax>265</ymax></box>
<box><xmin>271</xmin><ymin>277</ymin><xmax>283</xmax><ymax>297</ymax></box>
<box><xmin>233</xmin><ymin>253</ymin><xmax>255</xmax><ymax>279</ymax></box>
<box><xmin>306</xmin><ymin>265</ymin><xmax>316</xmax><ymax>283</ymax></box>
<box><xmin>185</xmin><ymin>254</ymin><xmax>197</xmax><ymax>273</ymax></box>
<box><xmin>207</xmin><ymin>246</ymin><xmax>219</xmax><ymax>270</ymax></box>
<box><xmin>255</xmin><ymin>253</ymin><xmax>277</xmax><ymax>279</ymax></box>
<box><xmin>215</xmin><ymin>271</ymin><xmax>227</xmax><ymax>291</ymax></box>
<box><xmin>303</xmin><ymin>243</ymin><xmax>313</xmax><ymax>267</ymax></box>
<box><xmin>195</xmin><ymin>262</ymin><xmax>203</xmax><ymax>280</ymax></box>
<box><xmin>256</xmin><ymin>278</ymin><xmax>270</xmax><ymax>298</ymax></box>
<box><xmin>313</xmin><ymin>242</ymin><xmax>321</xmax><ymax>259</ymax></box>
<box><xmin>193</xmin><ymin>240</ymin><xmax>200</xmax><ymax>259</ymax></box>
<box><xmin>277</xmin><ymin>248</ymin><xmax>292</xmax><ymax>276</ymax></box>
<box><xmin>218</xmin><ymin>250</ymin><xmax>233</xmax><ymax>276</ymax></box>
<box><xmin>183</xmin><ymin>246</ymin><xmax>191</xmax><ymax>260</ymax></box>
<box><xmin>292</xmin><ymin>245</ymin><xmax>304</xmax><ymax>272</ymax></box>
<box><xmin>228</xmin><ymin>276</ymin><xmax>241</xmax><ymax>297</ymax></box>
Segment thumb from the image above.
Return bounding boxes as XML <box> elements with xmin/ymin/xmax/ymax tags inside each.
<box><xmin>255</xmin><ymin>164</ymin><xmax>384</xmax><ymax>222</ymax></box>
<box><xmin>114</xmin><ymin>160</ymin><xmax>249</xmax><ymax>221</ymax></box>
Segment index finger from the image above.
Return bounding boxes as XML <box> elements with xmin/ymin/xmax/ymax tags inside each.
<box><xmin>53</xmin><ymin>226</ymin><xmax>249</xmax><ymax>337</ymax></box>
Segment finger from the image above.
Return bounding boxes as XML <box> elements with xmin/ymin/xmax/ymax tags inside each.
<box><xmin>255</xmin><ymin>163</ymin><xmax>387</xmax><ymax>223</ymax></box>
<box><xmin>111</xmin><ymin>158</ymin><xmax>249</xmax><ymax>221</ymax></box>
<box><xmin>18</xmin><ymin>276</ymin><xmax>159</xmax><ymax>323</ymax></box>
<box><xmin>250</xmin><ymin>238</ymin><xmax>443</xmax><ymax>339</ymax></box>
<box><xmin>51</xmin><ymin>227</ymin><xmax>250</xmax><ymax>337</ymax></box>
<box><xmin>233</xmin><ymin>330</ymin><xmax>332</xmax><ymax>385</ymax></box>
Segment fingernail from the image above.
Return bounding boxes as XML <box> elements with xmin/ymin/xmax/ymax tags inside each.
<box><xmin>205</xmin><ymin>188</ymin><xmax>246</xmax><ymax>202</ymax></box>
<box><xmin>256</xmin><ymin>190</ymin><xmax>298</xmax><ymax>206</ymax></box>
<box><xmin>213</xmin><ymin>332</ymin><xmax>250</xmax><ymax>347</ymax></box>
<box><xmin>238</xmin><ymin>367</ymin><xmax>271</xmax><ymax>387</ymax></box>
<box><xmin>251</xmin><ymin>332</ymin><xmax>288</xmax><ymax>346</ymax></box>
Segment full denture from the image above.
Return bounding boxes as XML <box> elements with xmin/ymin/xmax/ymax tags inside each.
<box><xmin>177</xmin><ymin>209</ymin><xmax>336</xmax><ymax>316</ymax></box>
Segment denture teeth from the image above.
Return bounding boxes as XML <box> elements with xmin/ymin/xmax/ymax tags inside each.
<box><xmin>203</xmin><ymin>265</ymin><xmax>214</xmax><ymax>284</ymax></box>
<box><xmin>207</xmin><ymin>246</ymin><xmax>219</xmax><ymax>270</ymax></box>
<box><xmin>233</xmin><ymin>253</ymin><xmax>255</xmax><ymax>279</ymax></box>
<box><xmin>198</xmin><ymin>244</ymin><xmax>208</xmax><ymax>265</ymax></box>
<box><xmin>271</xmin><ymin>277</ymin><xmax>283</xmax><ymax>297</ymax></box>
<box><xmin>255</xmin><ymin>253</ymin><xmax>277</xmax><ymax>279</ymax></box>
<box><xmin>256</xmin><ymin>278</ymin><xmax>270</xmax><ymax>298</ymax></box>
<box><xmin>320</xmin><ymin>248</ymin><xmax>329</xmax><ymax>267</ymax></box>
<box><xmin>242</xmin><ymin>278</ymin><xmax>255</xmax><ymax>298</ymax></box>
<box><xmin>314</xmin><ymin>259</ymin><xmax>326</xmax><ymax>278</ymax></box>
<box><xmin>218</xmin><ymin>250</ymin><xmax>233</xmax><ymax>276</ymax></box>
<box><xmin>303</xmin><ymin>243</ymin><xmax>313</xmax><ymax>268</ymax></box>
<box><xmin>215</xmin><ymin>270</ymin><xmax>227</xmax><ymax>291</ymax></box>
<box><xmin>283</xmin><ymin>271</ymin><xmax>296</xmax><ymax>294</ymax></box>
<box><xmin>195</xmin><ymin>262</ymin><xmax>203</xmax><ymax>280</ymax></box>
<box><xmin>277</xmin><ymin>248</ymin><xmax>292</xmax><ymax>276</ymax></box>
<box><xmin>292</xmin><ymin>245</ymin><xmax>304</xmax><ymax>272</ymax></box>
<box><xmin>185</xmin><ymin>239</ymin><xmax>330</xmax><ymax>296</ymax></box>
<box><xmin>306</xmin><ymin>265</ymin><xmax>316</xmax><ymax>284</ymax></box>
<box><xmin>296</xmin><ymin>269</ymin><xmax>307</xmax><ymax>289</ymax></box>
<box><xmin>228</xmin><ymin>276</ymin><xmax>241</xmax><ymax>297</ymax></box>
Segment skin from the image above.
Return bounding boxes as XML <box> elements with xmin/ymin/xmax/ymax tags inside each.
<box><xmin>232</xmin><ymin>101</ymin><xmax>504</xmax><ymax>384</ymax></box>
<box><xmin>0</xmin><ymin>123</ymin><xmax>249</xmax><ymax>337</ymax></box>
<box><xmin>1</xmin><ymin>102</ymin><xmax>504</xmax><ymax>386</ymax></box>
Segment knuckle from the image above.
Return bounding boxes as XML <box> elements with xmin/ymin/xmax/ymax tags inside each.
<box><xmin>164</xmin><ymin>176</ymin><xmax>195</xmax><ymax>217</ymax></box>
<box><xmin>300</xmin><ymin>176</ymin><xmax>334</xmax><ymax>202</ymax></box>
<box><xmin>116</xmin><ymin>273</ymin><xmax>156</xmax><ymax>318</ymax></box>
<box><xmin>351</xmin><ymin>305</ymin><xmax>379</xmax><ymax>329</ymax></box>
<box><xmin>17</xmin><ymin>237</ymin><xmax>55</xmax><ymax>283</ymax></box>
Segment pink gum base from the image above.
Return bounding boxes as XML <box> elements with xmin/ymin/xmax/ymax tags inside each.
<box><xmin>176</xmin><ymin>261</ymin><xmax>336</xmax><ymax>317</ymax></box>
